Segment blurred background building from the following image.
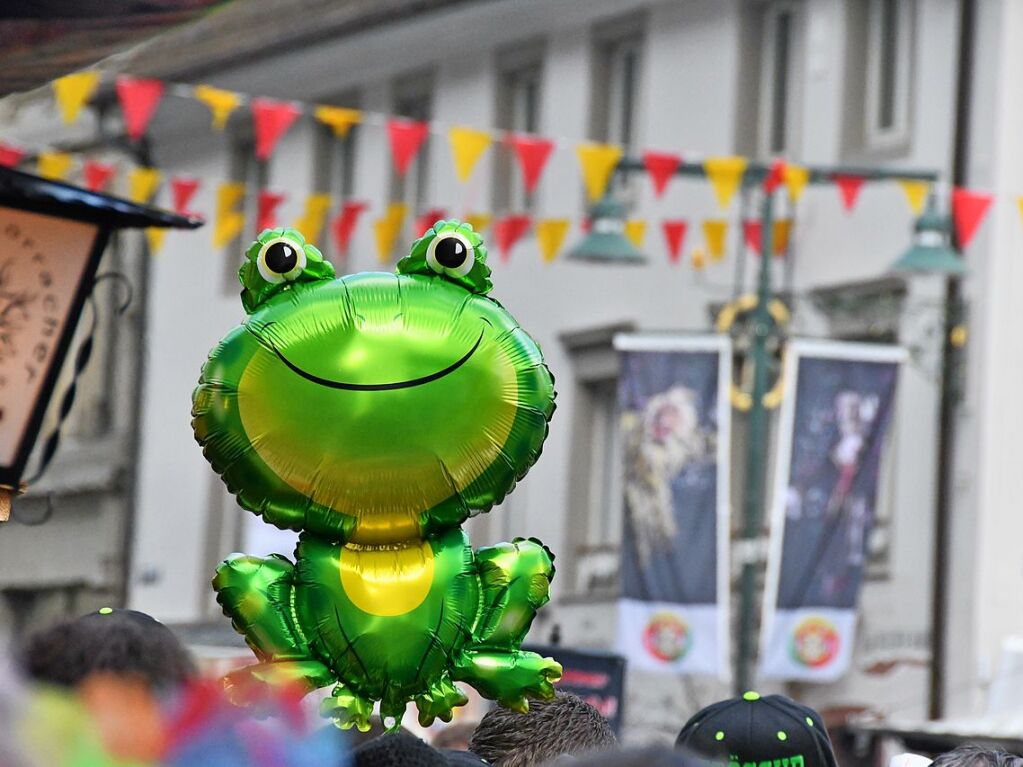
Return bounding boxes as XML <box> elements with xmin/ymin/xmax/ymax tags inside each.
<box><xmin>3</xmin><ymin>0</ymin><xmax>1023</xmax><ymax>751</ymax></box>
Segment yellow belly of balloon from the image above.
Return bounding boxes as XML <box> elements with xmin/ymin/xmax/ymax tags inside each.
<box><xmin>339</xmin><ymin>540</ymin><xmax>435</xmax><ymax>617</ymax></box>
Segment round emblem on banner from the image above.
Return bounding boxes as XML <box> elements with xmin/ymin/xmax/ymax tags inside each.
<box><xmin>642</xmin><ymin>612</ymin><xmax>691</xmax><ymax>662</ymax></box>
<box><xmin>790</xmin><ymin>616</ymin><xmax>840</xmax><ymax>668</ymax></box>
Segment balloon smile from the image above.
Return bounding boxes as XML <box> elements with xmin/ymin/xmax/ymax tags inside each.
<box><xmin>265</xmin><ymin>328</ymin><xmax>486</xmax><ymax>391</ymax></box>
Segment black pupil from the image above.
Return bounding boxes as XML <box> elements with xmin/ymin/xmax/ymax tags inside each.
<box><xmin>265</xmin><ymin>242</ymin><xmax>298</xmax><ymax>274</ymax></box>
<box><xmin>435</xmin><ymin>237</ymin><xmax>467</xmax><ymax>269</ymax></box>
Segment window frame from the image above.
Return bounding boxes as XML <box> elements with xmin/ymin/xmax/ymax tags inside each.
<box><xmin>388</xmin><ymin>73</ymin><xmax>434</xmax><ymax>261</ymax></box>
<box><xmin>493</xmin><ymin>43</ymin><xmax>545</xmax><ymax>216</ymax></box>
<box><xmin>864</xmin><ymin>0</ymin><xmax>913</xmax><ymax>150</ymax></box>
<box><xmin>312</xmin><ymin>90</ymin><xmax>361</xmax><ymax>268</ymax></box>
<box><xmin>757</xmin><ymin>0</ymin><xmax>804</xmax><ymax>158</ymax></box>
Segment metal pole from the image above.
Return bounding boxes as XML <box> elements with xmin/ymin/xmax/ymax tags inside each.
<box><xmin>735</xmin><ymin>188</ymin><xmax>775</xmax><ymax>693</ymax></box>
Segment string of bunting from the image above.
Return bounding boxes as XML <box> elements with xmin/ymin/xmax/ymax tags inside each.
<box><xmin>1</xmin><ymin>70</ymin><xmax>1006</xmax><ymax>260</ymax></box>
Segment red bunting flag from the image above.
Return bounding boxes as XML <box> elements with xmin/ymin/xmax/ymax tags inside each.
<box><xmin>415</xmin><ymin>208</ymin><xmax>447</xmax><ymax>237</ymax></box>
<box><xmin>493</xmin><ymin>214</ymin><xmax>531</xmax><ymax>263</ymax></box>
<box><xmin>83</xmin><ymin>161</ymin><xmax>116</xmax><ymax>193</ymax></box>
<box><xmin>0</xmin><ymin>142</ymin><xmax>26</xmax><ymax>168</ymax></box>
<box><xmin>764</xmin><ymin>159</ymin><xmax>786</xmax><ymax>193</ymax></box>
<box><xmin>331</xmin><ymin>200</ymin><xmax>368</xmax><ymax>255</ymax></box>
<box><xmin>643</xmin><ymin>151</ymin><xmax>682</xmax><ymax>197</ymax></box>
<box><xmin>256</xmin><ymin>189</ymin><xmax>287</xmax><ymax>232</ymax></box>
<box><xmin>952</xmin><ymin>187</ymin><xmax>993</xmax><ymax>249</ymax></box>
<box><xmin>251</xmin><ymin>98</ymin><xmax>301</xmax><ymax>161</ymax></box>
<box><xmin>387</xmin><ymin>118</ymin><xmax>430</xmax><ymax>177</ymax></box>
<box><xmin>115</xmin><ymin>76</ymin><xmax>165</xmax><ymax>140</ymax></box>
<box><xmin>833</xmin><ymin>174</ymin><xmax>865</xmax><ymax>211</ymax></box>
<box><xmin>170</xmin><ymin>176</ymin><xmax>200</xmax><ymax>216</ymax></box>
<box><xmin>662</xmin><ymin>220</ymin><xmax>687</xmax><ymax>264</ymax></box>
<box><xmin>744</xmin><ymin>220</ymin><xmax>762</xmax><ymax>253</ymax></box>
<box><xmin>506</xmin><ymin>134</ymin><xmax>555</xmax><ymax>195</ymax></box>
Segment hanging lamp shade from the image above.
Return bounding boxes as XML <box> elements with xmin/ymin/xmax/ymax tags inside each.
<box><xmin>891</xmin><ymin>198</ymin><xmax>964</xmax><ymax>275</ymax></box>
<box><xmin>567</xmin><ymin>194</ymin><xmax>646</xmax><ymax>264</ymax></box>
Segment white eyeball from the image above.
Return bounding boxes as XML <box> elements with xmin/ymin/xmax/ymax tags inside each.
<box><xmin>257</xmin><ymin>238</ymin><xmax>307</xmax><ymax>283</ymax></box>
<box><xmin>425</xmin><ymin>233</ymin><xmax>475</xmax><ymax>278</ymax></box>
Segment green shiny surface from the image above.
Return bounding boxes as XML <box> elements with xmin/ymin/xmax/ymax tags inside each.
<box><xmin>196</xmin><ymin>222</ymin><xmax>560</xmax><ymax>729</ymax></box>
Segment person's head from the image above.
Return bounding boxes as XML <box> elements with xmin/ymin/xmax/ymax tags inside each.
<box><xmin>432</xmin><ymin>721</ymin><xmax>477</xmax><ymax>751</ymax></box>
<box><xmin>931</xmin><ymin>745</ymin><xmax>1023</xmax><ymax>767</ymax></box>
<box><xmin>468</xmin><ymin>692</ymin><xmax>617</xmax><ymax>767</ymax></box>
<box><xmin>21</xmin><ymin>608</ymin><xmax>196</xmax><ymax>692</ymax></box>
<box><xmin>353</xmin><ymin>732</ymin><xmax>449</xmax><ymax>767</ymax></box>
<box><xmin>675</xmin><ymin>692</ymin><xmax>837</xmax><ymax>767</ymax></box>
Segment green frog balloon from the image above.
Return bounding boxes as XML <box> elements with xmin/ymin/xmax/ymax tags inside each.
<box><xmin>193</xmin><ymin>221</ymin><xmax>560</xmax><ymax>730</ymax></box>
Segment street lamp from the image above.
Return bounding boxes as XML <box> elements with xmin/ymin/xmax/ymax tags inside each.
<box><xmin>567</xmin><ymin>194</ymin><xmax>646</xmax><ymax>264</ymax></box>
<box><xmin>890</xmin><ymin>198</ymin><xmax>964</xmax><ymax>275</ymax></box>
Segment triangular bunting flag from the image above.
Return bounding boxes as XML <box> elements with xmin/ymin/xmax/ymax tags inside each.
<box><xmin>252</xmin><ymin>98</ymin><xmax>301</xmax><ymax>161</ymax></box>
<box><xmin>293</xmin><ymin>193</ymin><xmax>333</xmax><ymax>243</ymax></box>
<box><xmin>624</xmin><ymin>220</ymin><xmax>647</xmax><ymax>248</ymax></box>
<box><xmin>0</xmin><ymin>142</ymin><xmax>25</xmax><ymax>168</ymax></box>
<box><xmin>449</xmin><ymin>127</ymin><xmax>491</xmax><ymax>183</ymax></box>
<box><xmin>53</xmin><ymin>70</ymin><xmax>101</xmax><ymax>125</ymax></box>
<box><xmin>464</xmin><ymin>212</ymin><xmax>492</xmax><ymax>234</ymax></box>
<box><xmin>642</xmin><ymin>151</ymin><xmax>682</xmax><ymax>197</ymax></box>
<box><xmin>145</xmin><ymin>227</ymin><xmax>167</xmax><ymax>255</ymax></box>
<box><xmin>331</xmin><ymin>200</ymin><xmax>368</xmax><ymax>256</ymax></box>
<box><xmin>213</xmin><ymin>182</ymin><xmax>246</xmax><ymax>250</ymax></box>
<box><xmin>662</xmin><ymin>220</ymin><xmax>687</xmax><ymax>264</ymax></box>
<box><xmin>833</xmin><ymin>174</ymin><xmax>865</xmax><ymax>211</ymax></box>
<box><xmin>128</xmin><ymin>167</ymin><xmax>162</xmax><ymax>205</ymax></box>
<box><xmin>257</xmin><ymin>190</ymin><xmax>287</xmax><ymax>232</ymax></box>
<box><xmin>704</xmin><ymin>156</ymin><xmax>748</xmax><ymax>209</ymax></box>
<box><xmin>691</xmin><ymin>247</ymin><xmax>707</xmax><ymax>270</ymax></box>
<box><xmin>83</xmin><ymin>161</ymin><xmax>116</xmax><ymax>193</ymax></box>
<box><xmin>783</xmin><ymin>164</ymin><xmax>810</xmax><ymax>202</ymax></box>
<box><xmin>37</xmin><ymin>151</ymin><xmax>73</xmax><ymax>181</ymax></box>
<box><xmin>374</xmin><ymin>202</ymin><xmax>408</xmax><ymax>263</ymax></box>
<box><xmin>577</xmin><ymin>143</ymin><xmax>623</xmax><ymax>202</ymax></box>
<box><xmin>194</xmin><ymin>85</ymin><xmax>242</xmax><ymax>131</ymax></box>
<box><xmin>314</xmin><ymin>105</ymin><xmax>362</xmax><ymax>138</ymax></box>
<box><xmin>116</xmin><ymin>76</ymin><xmax>165</xmax><ymax>140</ymax></box>
<box><xmin>416</xmin><ymin>208</ymin><xmax>448</xmax><ymax>237</ymax></box>
<box><xmin>743</xmin><ymin>220</ymin><xmax>762</xmax><ymax>254</ymax></box>
<box><xmin>493</xmin><ymin>215</ymin><xmax>531</xmax><ymax>262</ymax></box>
<box><xmin>507</xmin><ymin>135</ymin><xmax>555</xmax><ymax>195</ymax></box>
<box><xmin>170</xmin><ymin>176</ymin><xmax>200</xmax><ymax>216</ymax></box>
<box><xmin>764</xmin><ymin>159</ymin><xmax>786</xmax><ymax>193</ymax></box>
<box><xmin>536</xmin><ymin>218</ymin><xmax>570</xmax><ymax>264</ymax></box>
<box><xmin>1017</xmin><ymin>197</ymin><xmax>1023</xmax><ymax>230</ymax></box>
<box><xmin>897</xmin><ymin>180</ymin><xmax>929</xmax><ymax>215</ymax></box>
<box><xmin>773</xmin><ymin>219</ymin><xmax>792</xmax><ymax>256</ymax></box>
<box><xmin>388</xmin><ymin>118</ymin><xmax>430</xmax><ymax>177</ymax></box>
<box><xmin>952</xmin><ymin>187</ymin><xmax>993</xmax><ymax>249</ymax></box>
<box><xmin>703</xmin><ymin>219</ymin><xmax>728</xmax><ymax>261</ymax></box>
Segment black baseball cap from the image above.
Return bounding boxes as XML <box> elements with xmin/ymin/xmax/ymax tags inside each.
<box><xmin>675</xmin><ymin>692</ymin><xmax>838</xmax><ymax>767</ymax></box>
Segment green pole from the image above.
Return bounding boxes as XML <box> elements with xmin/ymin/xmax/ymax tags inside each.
<box><xmin>735</xmin><ymin>188</ymin><xmax>775</xmax><ymax>694</ymax></box>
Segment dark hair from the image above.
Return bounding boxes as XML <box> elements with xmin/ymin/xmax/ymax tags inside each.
<box><xmin>20</xmin><ymin>608</ymin><xmax>196</xmax><ymax>691</ymax></box>
<box><xmin>932</xmin><ymin>746</ymin><xmax>1023</xmax><ymax>767</ymax></box>
<box><xmin>353</xmin><ymin>732</ymin><xmax>449</xmax><ymax>767</ymax></box>
<box><xmin>468</xmin><ymin>692</ymin><xmax>618</xmax><ymax>767</ymax></box>
<box><xmin>584</xmin><ymin>746</ymin><xmax>719</xmax><ymax>767</ymax></box>
<box><xmin>431</xmin><ymin>721</ymin><xmax>478</xmax><ymax>750</ymax></box>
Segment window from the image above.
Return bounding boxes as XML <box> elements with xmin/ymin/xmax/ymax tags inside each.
<box><xmin>388</xmin><ymin>74</ymin><xmax>433</xmax><ymax>261</ymax></box>
<box><xmin>758</xmin><ymin>1</ymin><xmax>803</xmax><ymax>157</ymax></box>
<box><xmin>222</xmin><ymin>130</ymin><xmax>267</xmax><ymax>293</ymax></box>
<box><xmin>493</xmin><ymin>45</ymin><xmax>543</xmax><ymax>215</ymax></box>
<box><xmin>312</xmin><ymin>91</ymin><xmax>360</xmax><ymax>268</ymax></box>
<box><xmin>865</xmin><ymin>0</ymin><xmax>912</xmax><ymax>147</ymax></box>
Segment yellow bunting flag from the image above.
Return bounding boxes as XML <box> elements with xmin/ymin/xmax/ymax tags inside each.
<box><xmin>624</xmin><ymin>220</ymin><xmax>647</xmax><ymax>248</ymax></box>
<box><xmin>374</xmin><ymin>203</ymin><xmax>407</xmax><ymax>263</ymax></box>
<box><xmin>292</xmin><ymin>193</ymin><xmax>333</xmax><ymax>242</ymax></box>
<box><xmin>213</xmin><ymin>182</ymin><xmax>246</xmax><ymax>250</ymax></box>
<box><xmin>783</xmin><ymin>164</ymin><xmax>810</xmax><ymax>202</ymax></box>
<box><xmin>773</xmin><ymin>219</ymin><xmax>792</xmax><ymax>255</ymax></box>
<box><xmin>536</xmin><ymin>218</ymin><xmax>570</xmax><ymax>264</ymax></box>
<box><xmin>194</xmin><ymin>85</ymin><xmax>242</xmax><ymax>131</ymax></box>
<box><xmin>314</xmin><ymin>105</ymin><xmax>362</xmax><ymax>139</ymax></box>
<box><xmin>448</xmin><ymin>127</ymin><xmax>492</xmax><ymax>183</ymax></box>
<box><xmin>898</xmin><ymin>179</ymin><xmax>930</xmax><ymax>215</ymax></box>
<box><xmin>464</xmin><ymin>212</ymin><xmax>492</xmax><ymax>234</ymax></box>
<box><xmin>691</xmin><ymin>246</ymin><xmax>706</xmax><ymax>271</ymax></box>
<box><xmin>145</xmin><ymin>228</ymin><xmax>167</xmax><ymax>255</ymax></box>
<box><xmin>702</xmin><ymin>219</ymin><xmax>728</xmax><ymax>261</ymax></box>
<box><xmin>128</xmin><ymin>167</ymin><xmax>162</xmax><ymax>205</ymax></box>
<box><xmin>53</xmin><ymin>70</ymin><xmax>101</xmax><ymax>125</ymax></box>
<box><xmin>1017</xmin><ymin>197</ymin><xmax>1023</xmax><ymax>227</ymax></box>
<box><xmin>577</xmin><ymin>142</ymin><xmax>623</xmax><ymax>202</ymax></box>
<box><xmin>704</xmin><ymin>156</ymin><xmax>748</xmax><ymax>210</ymax></box>
<box><xmin>37</xmin><ymin>151</ymin><xmax>73</xmax><ymax>181</ymax></box>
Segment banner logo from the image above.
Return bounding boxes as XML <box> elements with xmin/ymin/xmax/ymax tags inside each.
<box><xmin>642</xmin><ymin>611</ymin><xmax>691</xmax><ymax>662</ymax></box>
<box><xmin>789</xmin><ymin>616</ymin><xmax>840</xmax><ymax>668</ymax></box>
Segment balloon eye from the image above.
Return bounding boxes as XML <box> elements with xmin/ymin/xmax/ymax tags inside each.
<box><xmin>257</xmin><ymin>239</ymin><xmax>307</xmax><ymax>283</ymax></box>
<box><xmin>426</xmin><ymin>233</ymin><xmax>475</xmax><ymax>278</ymax></box>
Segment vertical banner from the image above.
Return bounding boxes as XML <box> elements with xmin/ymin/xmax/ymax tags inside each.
<box><xmin>759</xmin><ymin>340</ymin><xmax>906</xmax><ymax>681</ymax></box>
<box><xmin>614</xmin><ymin>334</ymin><xmax>732</xmax><ymax>679</ymax></box>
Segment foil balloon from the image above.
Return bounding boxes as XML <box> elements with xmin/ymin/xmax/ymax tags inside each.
<box><xmin>193</xmin><ymin>222</ymin><xmax>560</xmax><ymax>730</ymax></box>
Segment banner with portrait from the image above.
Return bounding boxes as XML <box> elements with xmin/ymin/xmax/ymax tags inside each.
<box><xmin>614</xmin><ymin>334</ymin><xmax>731</xmax><ymax>679</ymax></box>
<box><xmin>759</xmin><ymin>340</ymin><xmax>905</xmax><ymax>681</ymax></box>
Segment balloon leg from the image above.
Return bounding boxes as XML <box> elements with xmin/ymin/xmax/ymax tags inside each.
<box><xmin>320</xmin><ymin>683</ymin><xmax>375</xmax><ymax>732</ymax></box>
<box><xmin>453</xmin><ymin>650</ymin><xmax>562</xmax><ymax>713</ymax></box>
<box><xmin>223</xmin><ymin>659</ymin><xmax>334</xmax><ymax>705</ymax></box>
<box><xmin>414</xmin><ymin>673</ymin><xmax>469</xmax><ymax>727</ymax></box>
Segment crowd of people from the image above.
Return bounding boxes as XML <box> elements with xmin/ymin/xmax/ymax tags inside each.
<box><xmin>3</xmin><ymin>607</ymin><xmax>1020</xmax><ymax>767</ymax></box>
